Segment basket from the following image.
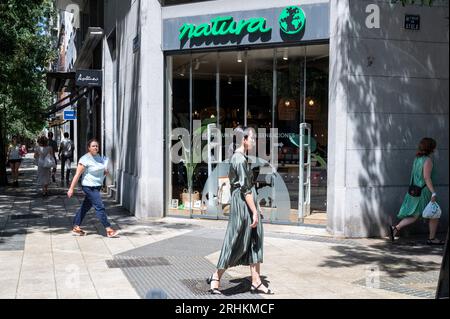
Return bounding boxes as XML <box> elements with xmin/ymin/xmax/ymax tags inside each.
<box><xmin>180</xmin><ymin>189</ymin><xmax>200</xmax><ymax>206</ymax></box>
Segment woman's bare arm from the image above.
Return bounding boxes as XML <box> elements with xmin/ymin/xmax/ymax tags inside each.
<box><xmin>67</xmin><ymin>164</ymin><xmax>85</xmax><ymax>198</ymax></box>
<box><xmin>423</xmin><ymin>158</ymin><xmax>436</xmax><ymax>201</ymax></box>
<box><xmin>245</xmin><ymin>194</ymin><xmax>259</xmax><ymax>228</ymax></box>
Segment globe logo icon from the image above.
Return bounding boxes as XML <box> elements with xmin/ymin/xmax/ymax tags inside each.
<box><xmin>279</xmin><ymin>6</ymin><xmax>306</xmax><ymax>35</ymax></box>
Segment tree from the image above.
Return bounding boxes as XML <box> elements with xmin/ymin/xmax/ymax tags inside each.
<box><xmin>0</xmin><ymin>0</ymin><xmax>56</xmax><ymax>186</ymax></box>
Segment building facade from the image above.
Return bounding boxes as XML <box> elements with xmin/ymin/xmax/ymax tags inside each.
<box><xmin>58</xmin><ymin>0</ymin><xmax>449</xmax><ymax>238</ymax></box>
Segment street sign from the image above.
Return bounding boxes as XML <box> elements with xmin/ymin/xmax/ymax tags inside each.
<box><xmin>405</xmin><ymin>14</ymin><xmax>420</xmax><ymax>30</ymax></box>
<box><xmin>76</xmin><ymin>69</ymin><xmax>102</xmax><ymax>87</ymax></box>
<box><xmin>64</xmin><ymin>110</ymin><xmax>77</xmax><ymax>121</ymax></box>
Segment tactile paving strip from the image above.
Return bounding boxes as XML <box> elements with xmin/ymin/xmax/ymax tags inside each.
<box><xmin>106</xmin><ymin>256</ymin><xmax>171</xmax><ymax>268</ymax></box>
<box><xmin>117</xmin><ymin>256</ymin><xmax>261</xmax><ymax>299</ymax></box>
<box><xmin>352</xmin><ymin>271</ymin><xmax>439</xmax><ymax>299</ymax></box>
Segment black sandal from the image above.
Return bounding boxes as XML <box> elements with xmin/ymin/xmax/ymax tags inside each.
<box><xmin>250</xmin><ymin>283</ymin><xmax>274</xmax><ymax>295</ymax></box>
<box><xmin>207</xmin><ymin>275</ymin><xmax>222</xmax><ymax>295</ymax></box>
<box><xmin>427</xmin><ymin>238</ymin><xmax>445</xmax><ymax>245</ymax></box>
<box><xmin>389</xmin><ymin>225</ymin><xmax>398</xmax><ymax>242</ymax></box>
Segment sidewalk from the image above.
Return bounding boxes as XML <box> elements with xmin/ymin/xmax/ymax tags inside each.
<box><xmin>0</xmin><ymin>155</ymin><xmax>444</xmax><ymax>299</ymax></box>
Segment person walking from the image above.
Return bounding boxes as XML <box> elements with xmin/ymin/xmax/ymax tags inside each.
<box><xmin>48</xmin><ymin>132</ymin><xmax>58</xmax><ymax>183</ymax></box>
<box><xmin>6</xmin><ymin>136</ymin><xmax>23</xmax><ymax>187</ymax></box>
<box><xmin>207</xmin><ymin>127</ymin><xmax>273</xmax><ymax>295</ymax></box>
<box><xmin>34</xmin><ymin>136</ymin><xmax>54</xmax><ymax>196</ymax></box>
<box><xmin>59</xmin><ymin>132</ymin><xmax>74</xmax><ymax>185</ymax></box>
<box><xmin>67</xmin><ymin>138</ymin><xmax>118</xmax><ymax>238</ymax></box>
<box><xmin>389</xmin><ymin>137</ymin><xmax>444</xmax><ymax>245</ymax></box>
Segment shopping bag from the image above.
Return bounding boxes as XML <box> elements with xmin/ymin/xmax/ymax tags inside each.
<box><xmin>422</xmin><ymin>201</ymin><xmax>442</xmax><ymax>219</ymax></box>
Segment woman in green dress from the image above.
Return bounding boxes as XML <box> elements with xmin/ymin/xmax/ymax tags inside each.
<box><xmin>207</xmin><ymin>127</ymin><xmax>273</xmax><ymax>295</ymax></box>
<box><xmin>389</xmin><ymin>138</ymin><xmax>444</xmax><ymax>245</ymax></box>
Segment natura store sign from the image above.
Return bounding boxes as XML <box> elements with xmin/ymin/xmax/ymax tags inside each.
<box><xmin>162</xmin><ymin>3</ymin><xmax>329</xmax><ymax>51</ymax></box>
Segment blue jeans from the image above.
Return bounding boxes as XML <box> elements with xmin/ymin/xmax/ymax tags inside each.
<box><xmin>73</xmin><ymin>186</ymin><xmax>111</xmax><ymax>228</ymax></box>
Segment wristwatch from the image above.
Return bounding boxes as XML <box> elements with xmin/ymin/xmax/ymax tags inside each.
<box><xmin>432</xmin><ymin>193</ymin><xmax>437</xmax><ymax>197</ymax></box>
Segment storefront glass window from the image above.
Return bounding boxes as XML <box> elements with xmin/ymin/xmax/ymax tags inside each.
<box><xmin>166</xmin><ymin>44</ymin><xmax>329</xmax><ymax>224</ymax></box>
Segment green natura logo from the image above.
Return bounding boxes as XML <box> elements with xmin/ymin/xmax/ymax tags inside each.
<box><xmin>279</xmin><ymin>6</ymin><xmax>306</xmax><ymax>35</ymax></box>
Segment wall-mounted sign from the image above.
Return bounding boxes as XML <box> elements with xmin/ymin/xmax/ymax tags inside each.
<box><xmin>279</xmin><ymin>6</ymin><xmax>306</xmax><ymax>35</ymax></box>
<box><xmin>179</xmin><ymin>16</ymin><xmax>272</xmax><ymax>41</ymax></box>
<box><xmin>163</xmin><ymin>3</ymin><xmax>329</xmax><ymax>51</ymax></box>
<box><xmin>404</xmin><ymin>14</ymin><xmax>420</xmax><ymax>30</ymax></box>
<box><xmin>76</xmin><ymin>69</ymin><xmax>102</xmax><ymax>87</ymax></box>
<box><xmin>64</xmin><ymin>110</ymin><xmax>77</xmax><ymax>121</ymax></box>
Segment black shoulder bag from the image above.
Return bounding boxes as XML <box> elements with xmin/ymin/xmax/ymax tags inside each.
<box><xmin>408</xmin><ymin>175</ymin><xmax>426</xmax><ymax>197</ymax></box>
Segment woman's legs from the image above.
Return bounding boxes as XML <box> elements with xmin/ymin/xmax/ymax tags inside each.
<box><xmin>10</xmin><ymin>162</ymin><xmax>19</xmax><ymax>183</ymax></box>
<box><xmin>210</xmin><ymin>269</ymin><xmax>226</xmax><ymax>290</ymax></box>
<box><xmin>250</xmin><ymin>263</ymin><xmax>270</xmax><ymax>292</ymax></box>
<box><xmin>394</xmin><ymin>216</ymin><xmax>419</xmax><ymax>236</ymax></box>
<box><xmin>14</xmin><ymin>163</ymin><xmax>19</xmax><ymax>182</ymax></box>
<box><xmin>428</xmin><ymin>218</ymin><xmax>440</xmax><ymax>240</ymax></box>
<box><xmin>73</xmin><ymin>194</ymin><xmax>93</xmax><ymax>227</ymax></box>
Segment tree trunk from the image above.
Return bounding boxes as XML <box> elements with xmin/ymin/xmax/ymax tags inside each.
<box><xmin>0</xmin><ymin>108</ymin><xmax>8</xmax><ymax>186</ymax></box>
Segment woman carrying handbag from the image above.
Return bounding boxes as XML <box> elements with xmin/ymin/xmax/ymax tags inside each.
<box><xmin>389</xmin><ymin>138</ymin><xmax>444</xmax><ymax>245</ymax></box>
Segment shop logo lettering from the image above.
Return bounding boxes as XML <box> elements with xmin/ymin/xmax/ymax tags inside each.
<box><xmin>77</xmin><ymin>74</ymin><xmax>99</xmax><ymax>82</ymax></box>
<box><xmin>279</xmin><ymin>6</ymin><xmax>306</xmax><ymax>35</ymax></box>
<box><xmin>179</xmin><ymin>16</ymin><xmax>272</xmax><ymax>41</ymax></box>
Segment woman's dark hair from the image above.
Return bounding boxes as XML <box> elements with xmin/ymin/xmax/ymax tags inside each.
<box><xmin>228</xmin><ymin>126</ymin><xmax>255</xmax><ymax>157</ymax></box>
<box><xmin>87</xmin><ymin>138</ymin><xmax>100</xmax><ymax>150</ymax></box>
<box><xmin>416</xmin><ymin>138</ymin><xmax>436</xmax><ymax>157</ymax></box>
<box><xmin>37</xmin><ymin>136</ymin><xmax>48</xmax><ymax>147</ymax></box>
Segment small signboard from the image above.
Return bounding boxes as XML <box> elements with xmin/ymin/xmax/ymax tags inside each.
<box><xmin>76</xmin><ymin>69</ymin><xmax>102</xmax><ymax>87</ymax></box>
<box><xmin>405</xmin><ymin>14</ymin><xmax>420</xmax><ymax>30</ymax></box>
<box><xmin>64</xmin><ymin>110</ymin><xmax>76</xmax><ymax>121</ymax></box>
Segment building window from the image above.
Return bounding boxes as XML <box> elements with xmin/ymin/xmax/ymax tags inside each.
<box><xmin>165</xmin><ymin>44</ymin><xmax>329</xmax><ymax>224</ymax></box>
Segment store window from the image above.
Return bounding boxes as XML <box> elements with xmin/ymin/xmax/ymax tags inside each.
<box><xmin>166</xmin><ymin>44</ymin><xmax>329</xmax><ymax>224</ymax></box>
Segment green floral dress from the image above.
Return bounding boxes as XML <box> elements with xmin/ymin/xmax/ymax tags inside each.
<box><xmin>397</xmin><ymin>156</ymin><xmax>435</xmax><ymax>219</ymax></box>
<box><xmin>216</xmin><ymin>152</ymin><xmax>264</xmax><ymax>270</ymax></box>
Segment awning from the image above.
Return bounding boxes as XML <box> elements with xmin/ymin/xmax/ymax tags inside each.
<box><xmin>75</xmin><ymin>27</ymin><xmax>104</xmax><ymax>69</ymax></box>
<box><xmin>46</xmin><ymin>72</ymin><xmax>76</xmax><ymax>93</ymax></box>
<box><xmin>45</xmin><ymin>86</ymin><xmax>92</xmax><ymax>117</ymax></box>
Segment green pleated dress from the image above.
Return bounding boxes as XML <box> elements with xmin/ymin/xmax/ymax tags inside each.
<box><xmin>216</xmin><ymin>152</ymin><xmax>264</xmax><ymax>270</ymax></box>
<box><xmin>397</xmin><ymin>156</ymin><xmax>435</xmax><ymax>219</ymax></box>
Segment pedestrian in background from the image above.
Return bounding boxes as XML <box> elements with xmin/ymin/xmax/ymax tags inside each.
<box><xmin>59</xmin><ymin>132</ymin><xmax>74</xmax><ymax>185</ymax></box>
<box><xmin>34</xmin><ymin>136</ymin><xmax>54</xmax><ymax>196</ymax></box>
<box><xmin>207</xmin><ymin>127</ymin><xmax>273</xmax><ymax>295</ymax></box>
<box><xmin>67</xmin><ymin>138</ymin><xmax>118</xmax><ymax>238</ymax></box>
<box><xmin>6</xmin><ymin>136</ymin><xmax>23</xmax><ymax>187</ymax></box>
<box><xmin>390</xmin><ymin>138</ymin><xmax>444</xmax><ymax>245</ymax></box>
<box><xmin>48</xmin><ymin>132</ymin><xmax>58</xmax><ymax>183</ymax></box>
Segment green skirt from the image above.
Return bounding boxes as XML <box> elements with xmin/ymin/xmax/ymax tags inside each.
<box><xmin>397</xmin><ymin>188</ymin><xmax>431</xmax><ymax>219</ymax></box>
<box><xmin>216</xmin><ymin>188</ymin><xmax>264</xmax><ymax>270</ymax></box>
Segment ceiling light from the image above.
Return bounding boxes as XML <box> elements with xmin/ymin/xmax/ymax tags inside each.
<box><xmin>308</xmin><ymin>99</ymin><xmax>315</xmax><ymax>107</ymax></box>
<box><xmin>237</xmin><ymin>52</ymin><xmax>243</xmax><ymax>63</ymax></box>
<box><xmin>194</xmin><ymin>59</ymin><xmax>201</xmax><ymax>70</ymax></box>
<box><xmin>283</xmin><ymin>48</ymin><xmax>289</xmax><ymax>61</ymax></box>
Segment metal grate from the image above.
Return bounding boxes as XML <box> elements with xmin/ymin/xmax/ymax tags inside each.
<box><xmin>10</xmin><ymin>214</ymin><xmax>43</xmax><ymax>220</ymax></box>
<box><xmin>106</xmin><ymin>257</ymin><xmax>171</xmax><ymax>269</ymax></box>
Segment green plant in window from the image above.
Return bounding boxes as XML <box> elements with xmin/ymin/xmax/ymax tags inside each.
<box><xmin>178</xmin><ymin>118</ymin><xmax>217</xmax><ymax>196</ymax></box>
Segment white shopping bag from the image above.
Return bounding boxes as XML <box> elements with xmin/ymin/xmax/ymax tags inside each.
<box><xmin>422</xmin><ymin>201</ymin><xmax>442</xmax><ymax>219</ymax></box>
